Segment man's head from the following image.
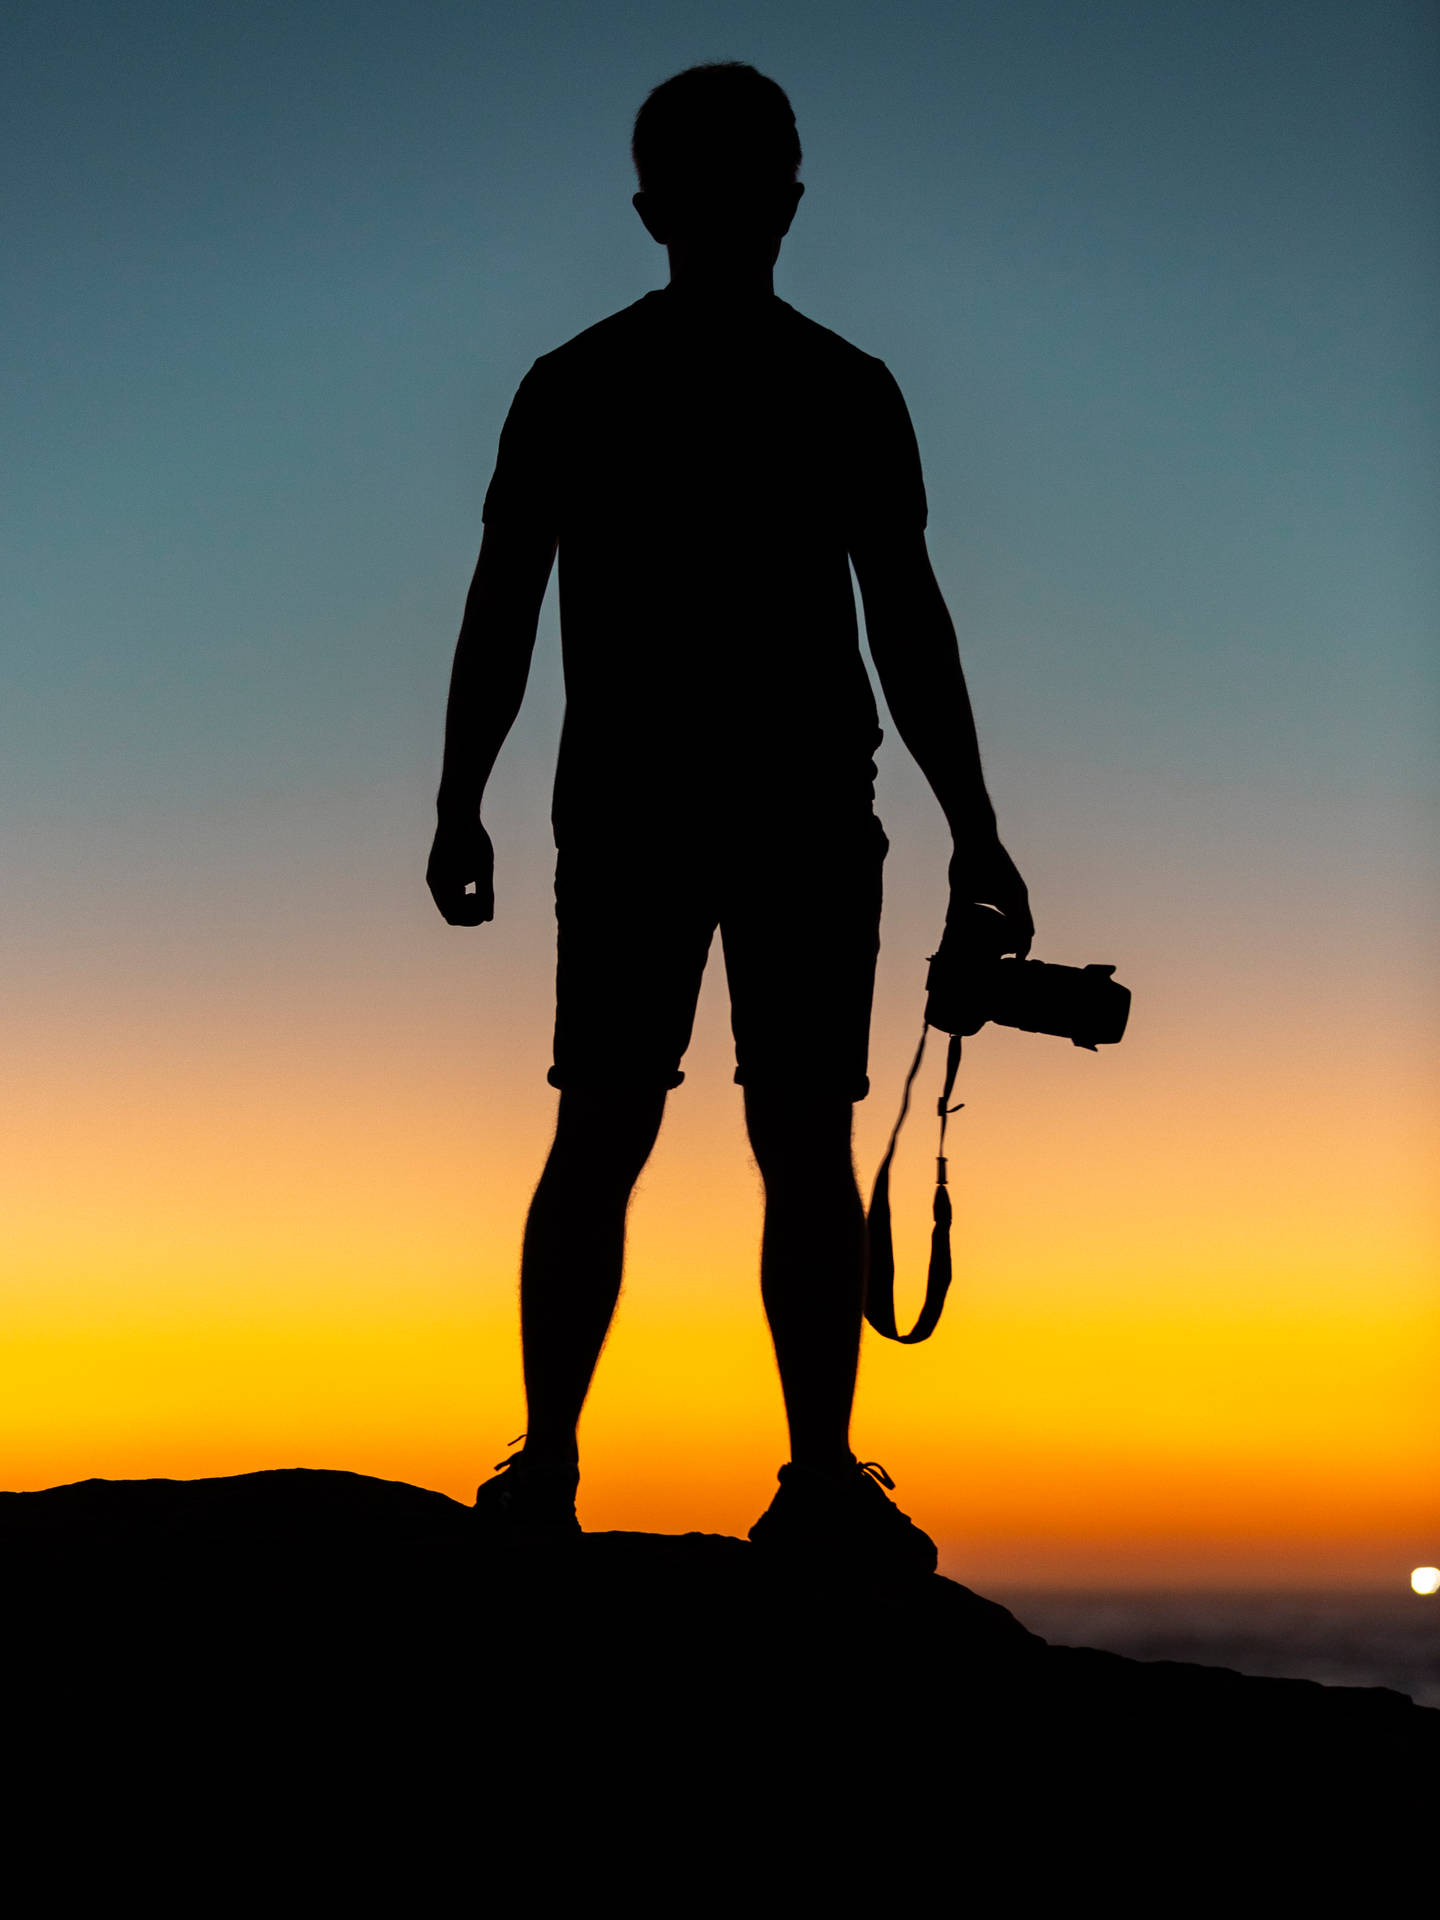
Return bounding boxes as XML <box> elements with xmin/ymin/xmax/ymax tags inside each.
<box><xmin>631</xmin><ymin>63</ymin><xmax>804</xmax><ymax>278</ymax></box>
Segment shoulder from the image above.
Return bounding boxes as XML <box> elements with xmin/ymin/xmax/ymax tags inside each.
<box><xmin>521</xmin><ymin>295</ymin><xmax>664</xmax><ymax>389</ymax></box>
<box><xmin>773</xmin><ymin>303</ymin><xmax>901</xmax><ymax>391</ymax></box>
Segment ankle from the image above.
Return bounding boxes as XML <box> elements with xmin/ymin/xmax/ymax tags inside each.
<box><xmin>518</xmin><ymin>1435</ymin><xmax>580</xmax><ymax>1473</ymax></box>
<box><xmin>788</xmin><ymin>1449</ymin><xmax>856</xmax><ymax>1480</ymax></box>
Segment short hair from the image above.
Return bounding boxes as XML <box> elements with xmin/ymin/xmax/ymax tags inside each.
<box><xmin>631</xmin><ymin>62</ymin><xmax>801</xmax><ymax>197</ymax></box>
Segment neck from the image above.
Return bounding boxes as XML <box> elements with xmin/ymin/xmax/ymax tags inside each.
<box><xmin>664</xmin><ymin>255</ymin><xmax>777</xmax><ymax>311</ymax></box>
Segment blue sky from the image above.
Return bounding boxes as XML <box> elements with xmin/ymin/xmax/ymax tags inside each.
<box><xmin>4</xmin><ymin>0</ymin><xmax>1435</xmax><ymax>1049</ymax></box>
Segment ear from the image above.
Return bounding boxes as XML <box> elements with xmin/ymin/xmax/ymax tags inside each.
<box><xmin>776</xmin><ymin>180</ymin><xmax>805</xmax><ymax>238</ymax></box>
<box><xmin>632</xmin><ymin>190</ymin><xmax>669</xmax><ymax>246</ymax></box>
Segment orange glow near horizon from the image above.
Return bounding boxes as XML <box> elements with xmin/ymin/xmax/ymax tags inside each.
<box><xmin>4</xmin><ymin>944</ymin><xmax>1435</xmax><ymax>1589</ymax></box>
<box><xmin>3</xmin><ymin>1292</ymin><xmax>1432</xmax><ymax>1587</ymax></box>
<box><xmin>5</xmin><ymin>795</ymin><xmax>1437</xmax><ymax>1594</ymax></box>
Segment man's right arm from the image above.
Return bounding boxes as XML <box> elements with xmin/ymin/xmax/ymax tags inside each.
<box><xmin>426</xmin><ymin>521</ymin><xmax>557</xmax><ymax>926</ymax></box>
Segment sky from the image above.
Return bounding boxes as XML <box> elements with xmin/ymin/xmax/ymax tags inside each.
<box><xmin>3</xmin><ymin>0</ymin><xmax>1436</xmax><ymax>1586</ymax></box>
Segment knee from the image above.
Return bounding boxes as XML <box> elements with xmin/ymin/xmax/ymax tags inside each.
<box><xmin>545</xmin><ymin>1086</ymin><xmax>666</xmax><ymax>1191</ymax></box>
<box><xmin>744</xmin><ymin>1087</ymin><xmax>855</xmax><ymax>1190</ymax></box>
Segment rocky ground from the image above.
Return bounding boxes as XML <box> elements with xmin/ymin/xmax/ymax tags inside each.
<box><xmin>6</xmin><ymin>1468</ymin><xmax>1430</xmax><ymax>1899</ymax></box>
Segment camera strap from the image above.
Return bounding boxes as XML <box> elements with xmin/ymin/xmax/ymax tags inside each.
<box><xmin>864</xmin><ymin>1024</ymin><xmax>964</xmax><ymax>1343</ymax></box>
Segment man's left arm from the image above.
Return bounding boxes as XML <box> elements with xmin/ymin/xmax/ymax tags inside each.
<box><xmin>851</xmin><ymin>527</ymin><xmax>1034</xmax><ymax>957</ymax></box>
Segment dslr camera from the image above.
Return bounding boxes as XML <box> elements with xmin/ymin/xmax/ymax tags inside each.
<box><xmin>924</xmin><ymin>902</ymin><xmax>1130</xmax><ymax>1050</ymax></box>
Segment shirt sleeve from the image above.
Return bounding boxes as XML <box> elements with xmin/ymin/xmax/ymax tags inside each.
<box><xmin>844</xmin><ymin>359</ymin><xmax>928</xmax><ymax>542</ymax></box>
<box><xmin>481</xmin><ymin>361</ymin><xmax>558</xmax><ymax>529</ymax></box>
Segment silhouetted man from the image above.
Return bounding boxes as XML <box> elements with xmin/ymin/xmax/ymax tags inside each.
<box><xmin>428</xmin><ymin>64</ymin><xmax>1032</xmax><ymax>1570</ymax></box>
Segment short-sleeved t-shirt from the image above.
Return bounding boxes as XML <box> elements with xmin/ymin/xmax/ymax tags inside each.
<box><xmin>481</xmin><ymin>288</ymin><xmax>928</xmax><ymax>833</ymax></box>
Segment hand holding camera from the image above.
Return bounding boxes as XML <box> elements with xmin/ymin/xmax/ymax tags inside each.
<box><xmin>947</xmin><ymin>832</ymin><xmax>1034</xmax><ymax>961</ymax></box>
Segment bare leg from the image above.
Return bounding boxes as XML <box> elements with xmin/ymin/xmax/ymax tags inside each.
<box><xmin>744</xmin><ymin>1087</ymin><xmax>866</xmax><ymax>1474</ymax></box>
<box><xmin>519</xmin><ymin>1085</ymin><xmax>666</xmax><ymax>1469</ymax></box>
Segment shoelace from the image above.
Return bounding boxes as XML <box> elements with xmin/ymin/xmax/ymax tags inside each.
<box><xmin>491</xmin><ymin>1439</ymin><xmax>579</xmax><ymax>1484</ymax></box>
<box><xmin>857</xmin><ymin>1461</ymin><xmax>896</xmax><ymax>1490</ymax></box>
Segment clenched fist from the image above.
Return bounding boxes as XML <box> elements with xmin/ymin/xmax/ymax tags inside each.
<box><xmin>427</xmin><ymin>815</ymin><xmax>496</xmax><ymax>926</ymax></box>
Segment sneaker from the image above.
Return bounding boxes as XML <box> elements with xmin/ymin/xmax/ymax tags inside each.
<box><xmin>473</xmin><ymin>1444</ymin><xmax>581</xmax><ymax>1542</ymax></box>
<box><xmin>747</xmin><ymin>1459</ymin><xmax>938</xmax><ymax>1576</ymax></box>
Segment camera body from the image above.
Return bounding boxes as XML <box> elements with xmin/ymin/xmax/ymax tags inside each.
<box><xmin>924</xmin><ymin>904</ymin><xmax>1130</xmax><ymax>1050</ymax></box>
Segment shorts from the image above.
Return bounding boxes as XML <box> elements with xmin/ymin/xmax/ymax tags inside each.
<box><xmin>547</xmin><ymin>810</ymin><xmax>888</xmax><ymax>1102</ymax></box>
